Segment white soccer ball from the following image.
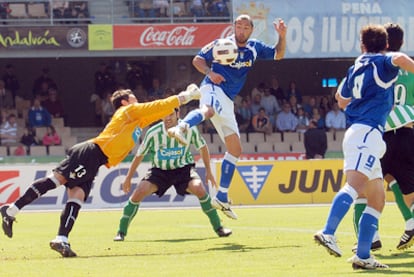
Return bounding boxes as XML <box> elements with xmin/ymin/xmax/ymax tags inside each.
<box><xmin>213</xmin><ymin>38</ymin><xmax>238</xmax><ymax>65</ymax></box>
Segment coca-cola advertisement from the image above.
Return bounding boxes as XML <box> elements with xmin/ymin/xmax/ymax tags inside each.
<box><xmin>113</xmin><ymin>23</ymin><xmax>233</xmax><ymax>49</ymax></box>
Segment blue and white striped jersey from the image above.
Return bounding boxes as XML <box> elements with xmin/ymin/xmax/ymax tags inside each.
<box><xmin>197</xmin><ymin>36</ymin><xmax>276</xmax><ymax>100</ymax></box>
<box><xmin>338</xmin><ymin>53</ymin><xmax>399</xmax><ymax>130</ymax></box>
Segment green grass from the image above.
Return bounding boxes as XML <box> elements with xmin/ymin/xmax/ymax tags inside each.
<box><xmin>1</xmin><ymin>204</ymin><xmax>413</xmax><ymax>277</ymax></box>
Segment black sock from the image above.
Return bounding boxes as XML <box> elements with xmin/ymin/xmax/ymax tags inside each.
<box><xmin>15</xmin><ymin>177</ymin><xmax>57</xmax><ymax>209</ymax></box>
<box><xmin>58</xmin><ymin>201</ymin><xmax>81</xmax><ymax>237</ymax></box>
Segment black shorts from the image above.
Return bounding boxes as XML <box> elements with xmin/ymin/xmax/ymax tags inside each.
<box><xmin>54</xmin><ymin>141</ymin><xmax>108</xmax><ymax>200</ymax></box>
<box><xmin>143</xmin><ymin>164</ymin><xmax>200</xmax><ymax>197</ymax></box>
<box><xmin>381</xmin><ymin>127</ymin><xmax>414</xmax><ymax>194</ymax></box>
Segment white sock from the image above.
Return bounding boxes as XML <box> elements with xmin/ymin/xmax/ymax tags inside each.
<box><xmin>405</xmin><ymin>218</ymin><xmax>414</xmax><ymax>231</ymax></box>
<box><xmin>56</xmin><ymin>235</ymin><xmax>69</xmax><ymax>243</ymax></box>
<box><xmin>7</xmin><ymin>203</ymin><xmax>20</xmax><ymax>217</ymax></box>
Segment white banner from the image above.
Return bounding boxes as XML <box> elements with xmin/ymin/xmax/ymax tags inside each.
<box><xmin>0</xmin><ymin>163</ymin><xmax>207</xmax><ymax>210</ymax></box>
<box><xmin>233</xmin><ymin>0</ymin><xmax>414</xmax><ymax>58</ymax></box>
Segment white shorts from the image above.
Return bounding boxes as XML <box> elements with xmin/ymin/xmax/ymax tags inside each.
<box><xmin>200</xmin><ymin>84</ymin><xmax>239</xmax><ymax>141</ymax></box>
<box><xmin>343</xmin><ymin>124</ymin><xmax>386</xmax><ymax>180</ymax></box>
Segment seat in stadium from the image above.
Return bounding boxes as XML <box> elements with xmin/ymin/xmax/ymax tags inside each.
<box><xmin>48</xmin><ymin>145</ymin><xmax>66</xmax><ymax>156</ymax></box>
<box><xmin>291</xmin><ymin>141</ymin><xmax>306</xmax><ymax>153</ymax></box>
<box><xmin>282</xmin><ymin>132</ymin><xmax>300</xmax><ymax>142</ymax></box>
<box><xmin>256</xmin><ymin>142</ymin><xmax>274</xmax><ymax>153</ymax></box>
<box><xmin>247</xmin><ymin>132</ymin><xmax>266</xmax><ymax>143</ymax></box>
<box><xmin>265</xmin><ymin>132</ymin><xmax>282</xmax><ymax>143</ymax></box>
<box><xmin>8</xmin><ymin>3</ymin><xmax>28</xmax><ymax>18</ymax></box>
<box><xmin>274</xmin><ymin>142</ymin><xmax>291</xmax><ymax>153</ymax></box>
<box><xmin>29</xmin><ymin>145</ymin><xmax>47</xmax><ymax>156</ymax></box>
<box><xmin>242</xmin><ymin>142</ymin><xmax>256</xmax><ymax>153</ymax></box>
<box><xmin>0</xmin><ymin>146</ymin><xmax>8</xmax><ymax>156</ymax></box>
<box><xmin>28</xmin><ymin>3</ymin><xmax>48</xmax><ymax>18</ymax></box>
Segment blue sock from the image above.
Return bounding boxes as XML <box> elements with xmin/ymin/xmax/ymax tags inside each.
<box><xmin>183</xmin><ymin>109</ymin><xmax>204</xmax><ymax>128</ymax></box>
<box><xmin>323</xmin><ymin>184</ymin><xmax>357</xmax><ymax>235</ymax></box>
<box><xmin>357</xmin><ymin>207</ymin><xmax>380</xmax><ymax>259</ymax></box>
<box><xmin>216</xmin><ymin>152</ymin><xmax>238</xmax><ymax>203</ymax></box>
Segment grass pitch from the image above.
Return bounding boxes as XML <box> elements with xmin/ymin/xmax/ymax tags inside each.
<box><xmin>1</xmin><ymin>204</ymin><xmax>413</xmax><ymax>277</ymax></box>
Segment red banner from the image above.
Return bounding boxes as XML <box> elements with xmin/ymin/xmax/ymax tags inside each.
<box><xmin>113</xmin><ymin>23</ymin><xmax>233</xmax><ymax>49</ymax></box>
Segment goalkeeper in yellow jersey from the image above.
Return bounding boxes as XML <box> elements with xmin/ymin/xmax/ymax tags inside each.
<box><xmin>0</xmin><ymin>84</ymin><xmax>200</xmax><ymax>257</ymax></box>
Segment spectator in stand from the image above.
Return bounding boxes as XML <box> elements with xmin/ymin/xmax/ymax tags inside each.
<box><xmin>147</xmin><ymin>77</ymin><xmax>164</xmax><ymax>99</ymax></box>
<box><xmin>134</xmin><ymin>0</ymin><xmax>157</xmax><ymax>18</ymax></box>
<box><xmin>190</xmin><ymin>0</ymin><xmax>206</xmax><ymax>18</ymax></box>
<box><xmin>206</xmin><ymin>0</ymin><xmax>229</xmax><ymax>17</ymax></box>
<box><xmin>0</xmin><ymin>3</ymin><xmax>9</xmax><ymax>24</ymax></box>
<box><xmin>260</xmin><ymin>87</ymin><xmax>280</xmax><ymax>128</ymax></box>
<box><xmin>296</xmin><ymin>107</ymin><xmax>309</xmax><ymax>134</ymax></box>
<box><xmin>0</xmin><ymin>79</ymin><xmax>14</xmax><ymax>109</ymax></box>
<box><xmin>251</xmin><ymin>107</ymin><xmax>272</xmax><ymax>135</ymax></box>
<box><xmin>325</xmin><ymin>102</ymin><xmax>346</xmax><ymax>131</ymax></box>
<box><xmin>28</xmin><ymin>98</ymin><xmax>52</xmax><ymax>128</ymax></box>
<box><xmin>250</xmin><ymin>93</ymin><xmax>262</xmax><ymax>116</ymax></box>
<box><xmin>311</xmin><ymin>107</ymin><xmax>326</xmax><ymax>130</ymax></box>
<box><xmin>276</xmin><ymin>102</ymin><xmax>298</xmax><ymax>133</ymax></box>
<box><xmin>32</xmin><ymin>67</ymin><xmax>56</xmax><ymax>98</ymax></box>
<box><xmin>286</xmin><ymin>80</ymin><xmax>302</xmax><ymax>104</ymax></box>
<box><xmin>20</xmin><ymin>126</ymin><xmax>39</xmax><ymax>148</ymax></box>
<box><xmin>101</xmin><ymin>91</ymin><xmax>115</xmax><ymax>125</ymax></box>
<box><xmin>269</xmin><ymin>75</ymin><xmax>285</xmax><ymax>106</ymax></box>
<box><xmin>52</xmin><ymin>1</ymin><xmax>70</xmax><ymax>19</ymax></box>
<box><xmin>2</xmin><ymin>64</ymin><xmax>20</xmax><ymax>107</ymax></box>
<box><xmin>288</xmin><ymin>94</ymin><xmax>302</xmax><ymax>116</ymax></box>
<box><xmin>237</xmin><ymin>97</ymin><xmax>252</xmax><ymax>132</ymax></box>
<box><xmin>303</xmin><ymin>96</ymin><xmax>317</xmax><ymax>118</ymax></box>
<box><xmin>70</xmin><ymin>1</ymin><xmax>89</xmax><ymax>19</ymax></box>
<box><xmin>134</xmin><ymin>83</ymin><xmax>148</xmax><ymax>102</ymax></box>
<box><xmin>42</xmin><ymin>125</ymin><xmax>61</xmax><ymax>146</ymax></box>
<box><xmin>94</xmin><ymin>63</ymin><xmax>116</xmax><ymax>99</ymax></box>
<box><xmin>319</xmin><ymin>95</ymin><xmax>332</xmax><ymax>116</ymax></box>
<box><xmin>0</xmin><ymin>113</ymin><xmax>18</xmax><ymax>146</ymax></box>
<box><xmin>42</xmin><ymin>86</ymin><xmax>65</xmax><ymax>119</ymax></box>
<box><xmin>153</xmin><ymin>0</ymin><xmax>169</xmax><ymax>17</ymax></box>
<box><xmin>125</xmin><ymin>63</ymin><xmax>143</xmax><ymax>91</ymax></box>
<box><xmin>251</xmin><ymin>82</ymin><xmax>266</xmax><ymax>100</ymax></box>
<box><xmin>304</xmin><ymin>119</ymin><xmax>327</xmax><ymax>159</ymax></box>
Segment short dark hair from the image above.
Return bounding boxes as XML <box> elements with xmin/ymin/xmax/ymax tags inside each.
<box><xmin>360</xmin><ymin>24</ymin><xmax>388</xmax><ymax>53</ymax></box>
<box><xmin>235</xmin><ymin>14</ymin><xmax>254</xmax><ymax>27</ymax></box>
<box><xmin>111</xmin><ymin>89</ymin><xmax>132</xmax><ymax>110</ymax></box>
<box><xmin>384</xmin><ymin>23</ymin><xmax>403</xmax><ymax>51</ymax></box>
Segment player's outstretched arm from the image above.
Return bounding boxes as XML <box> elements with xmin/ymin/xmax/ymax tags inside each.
<box><xmin>122</xmin><ymin>154</ymin><xmax>145</xmax><ymax>194</ymax></box>
<box><xmin>177</xmin><ymin>83</ymin><xmax>201</xmax><ymax>105</ymax></box>
<box><xmin>199</xmin><ymin>145</ymin><xmax>217</xmax><ymax>189</ymax></box>
<box><xmin>274</xmin><ymin>18</ymin><xmax>287</xmax><ymax>60</ymax></box>
<box><xmin>393</xmin><ymin>52</ymin><xmax>414</xmax><ymax>74</ymax></box>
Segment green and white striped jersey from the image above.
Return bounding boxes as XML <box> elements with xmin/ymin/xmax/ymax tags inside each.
<box><xmin>137</xmin><ymin>121</ymin><xmax>206</xmax><ymax>170</ymax></box>
<box><xmin>385</xmin><ymin>70</ymin><xmax>414</xmax><ymax>131</ymax></box>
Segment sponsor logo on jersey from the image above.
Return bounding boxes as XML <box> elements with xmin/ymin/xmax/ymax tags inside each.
<box><xmin>158</xmin><ymin>147</ymin><xmax>184</xmax><ymax>160</ymax></box>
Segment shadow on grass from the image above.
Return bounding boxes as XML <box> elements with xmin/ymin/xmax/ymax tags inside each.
<box><xmin>207</xmin><ymin>242</ymin><xmax>300</xmax><ymax>252</ymax></box>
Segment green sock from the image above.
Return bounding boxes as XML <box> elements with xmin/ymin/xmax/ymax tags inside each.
<box><xmin>353</xmin><ymin>200</ymin><xmax>366</xmax><ymax>238</ymax></box>
<box><xmin>199</xmin><ymin>193</ymin><xmax>221</xmax><ymax>231</ymax></box>
<box><xmin>118</xmin><ymin>199</ymin><xmax>140</xmax><ymax>236</ymax></box>
<box><xmin>390</xmin><ymin>180</ymin><xmax>412</xmax><ymax>221</ymax></box>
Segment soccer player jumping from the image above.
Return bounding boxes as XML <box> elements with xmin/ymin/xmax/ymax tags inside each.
<box><xmin>168</xmin><ymin>14</ymin><xmax>287</xmax><ymax>219</ymax></box>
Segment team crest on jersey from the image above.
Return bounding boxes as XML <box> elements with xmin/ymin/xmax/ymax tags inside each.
<box><xmin>0</xmin><ymin>171</ymin><xmax>20</xmax><ymax>205</ymax></box>
<box><xmin>237</xmin><ymin>165</ymin><xmax>272</xmax><ymax>200</ymax></box>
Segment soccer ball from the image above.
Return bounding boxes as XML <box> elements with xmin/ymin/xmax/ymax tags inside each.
<box><xmin>213</xmin><ymin>38</ymin><xmax>238</xmax><ymax>65</ymax></box>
